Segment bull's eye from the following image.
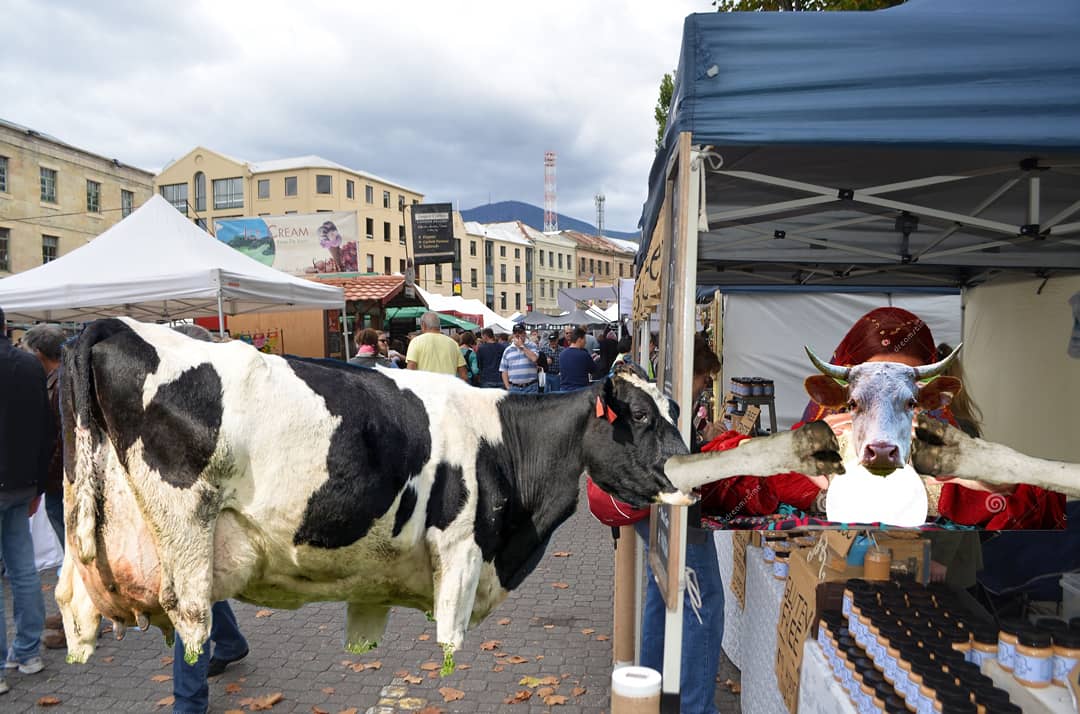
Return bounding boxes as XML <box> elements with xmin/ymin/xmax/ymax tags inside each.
<box><xmin>847</xmin><ymin>399</ymin><xmax>858</xmax><ymax>412</ymax></box>
<box><xmin>907</xmin><ymin>398</ymin><xmax>917</xmax><ymax>410</ymax></box>
<box><xmin>632</xmin><ymin>412</ymin><xmax>649</xmax><ymax>424</ymax></box>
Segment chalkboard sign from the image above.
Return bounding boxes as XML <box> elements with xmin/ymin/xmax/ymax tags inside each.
<box><xmin>648</xmin><ymin>504</ymin><xmax>684</xmax><ymax>611</ymax></box>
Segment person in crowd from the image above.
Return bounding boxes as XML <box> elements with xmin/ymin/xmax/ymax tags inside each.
<box><xmin>349</xmin><ymin>328</ymin><xmax>395</xmax><ymax>369</ymax></box>
<box><xmin>406</xmin><ymin>312</ymin><xmax>467</xmax><ymax>380</ymax></box>
<box><xmin>498</xmin><ymin>333</ymin><xmax>510</xmax><ymax>344</ymax></box>
<box><xmin>539</xmin><ymin>332</ymin><xmax>564</xmax><ymax>393</ymax></box>
<box><xmin>20</xmin><ymin>324</ymin><xmax>69</xmax><ymax>650</ymax></box>
<box><xmin>0</xmin><ymin>307</ymin><xmax>52</xmax><ymax>693</ymax></box>
<box><xmin>613</xmin><ymin>335</ymin><xmax>634</xmax><ymax>366</ymax></box>
<box><xmin>387</xmin><ymin>336</ymin><xmax>407</xmax><ymax>368</ymax></box>
<box><xmin>459</xmin><ymin>331</ymin><xmax>480</xmax><ymax>385</ymax></box>
<box><xmin>597</xmin><ymin>329</ymin><xmax>620</xmax><ymax>374</ymax></box>
<box><xmin>169</xmin><ymin>324</ymin><xmax>250</xmax><ymax>714</ymax></box>
<box><xmin>499</xmin><ymin>324</ymin><xmax>540</xmax><ymax>393</ymax></box>
<box><xmin>558</xmin><ymin>327</ymin><xmax>604</xmax><ymax>391</ymax></box>
<box><xmin>635</xmin><ymin>336</ymin><xmax>725</xmax><ymax>714</ymax></box>
<box><xmin>583</xmin><ymin>326</ymin><xmax>600</xmax><ymax>354</ymax></box>
<box><xmin>475</xmin><ymin>328</ymin><xmax>507</xmax><ymax>388</ymax></box>
<box><xmin>560</xmin><ymin>326</ymin><xmax>574</xmax><ymax>348</ymax></box>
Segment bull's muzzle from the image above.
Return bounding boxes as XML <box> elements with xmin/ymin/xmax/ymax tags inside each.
<box><xmin>862</xmin><ymin>441</ymin><xmax>903</xmax><ymax>475</ymax></box>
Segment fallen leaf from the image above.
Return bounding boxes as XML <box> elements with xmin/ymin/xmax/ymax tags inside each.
<box><xmin>340</xmin><ymin>660</ymin><xmax>353</xmax><ymax>667</ymax></box>
<box><xmin>249</xmin><ymin>692</ymin><xmax>284</xmax><ymax>710</ymax></box>
<box><xmin>479</xmin><ymin>640</ymin><xmax>500</xmax><ymax>651</ymax></box>
<box><xmin>225</xmin><ymin>683</ymin><xmax>243</xmax><ymax>694</ymax></box>
<box><xmin>394</xmin><ymin>670</ymin><xmax>409</xmax><ymax>678</ymax></box>
<box><xmin>338</xmin><ymin>709</ymin><xmax>359</xmax><ymax>714</ymax></box>
<box><xmin>553</xmin><ymin>551</ymin><xmax>572</xmax><ymax>557</ymax></box>
<box><xmin>544</xmin><ymin>694</ymin><xmax>569</xmax><ymax>705</ymax></box>
<box><xmin>151</xmin><ymin>674</ymin><xmax>172</xmax><ymax>683</ymax></box>
<box><xmin>428</xmin><ymin>671</ymin><xmax>438</xmax><ymax>679</ymax></box>
<box><xmin>225</xmin><ymin>710</ymin><xmax>246</xmax><ymax>714</ymax></box>
<box><xmin>255</xmin><ymin>610</ymin><xmax>273</xmax><ymax>618</ymax></box>
<box><xmin>403</xmin><ymin>674</ymin><xmax>423</xmax><ymax>684</ymax></box>
<box><xmin>348</xmin><ymin>661</ymin><xmax>381</xmax><ymax>672</ymax></box>
<box><xmin>504</xmin><ymin>690</ymin><xmax>533</xmax><ymax>704</ymax></box>
<box><xmin>160</xmin><ymin>656</ymin><xmax>174</xmax><ymax>666</ymax></box>
<box><xmin>537</xmin><ymin>687</ymin><xmax>555</xmax><ymax>697</ymax></box>
<box><xmin>321</xmin><ymin>687</ymin><xmax>335</xmax><ymax>695</ymax></box>
<box><xmin>37</xmin><ymin>696</ymin><xmax>62</xmax><ymax>707</ymax></box>
<box><xmin>420</xmin><ymin>661</ymin><xmax>441</xmax><ymax>671</ymax></box>
<box><xmin>312</xmin><ymin>708</ymin><xmax>330</xmax><ymax>714</ymax></box>
<box><xmin>456</xmin><ymin>663</ymin><xmax>471</xmax><ymax>671</ymax></box>
<box><xmin>561</xmin><ymin>673</ymin><xmax>571</xmax><ymax>679</ymax></box>
<box><xmin>492</xmin><ymin>665</ymin><xmax>504</xmax><ymax>672</ymax></box>
<box><xmin>552</xmin><ymin>582</ymin><xmax>569</xmax><ymax>589</ymax></box>
<box><xmin>505</xmin><ymin>655</ymin><xmax>529</xmax><ymax>664</ymax></box>
<box><xmin>580</xmin><ymin>628</ymin><xmax>595</xmax><ymax>636</ymax></box>
<box><xmin>537</xmin><ymin>676</ymin><xmax>560</xmax><ymax>686</ymax></box>
<box><xmin>572</xmin><ymin>686</ymin><xmax>587</xmax><ymax>696</ymax></box>
<box><xmin>497</xmin><ymin>618</ymin><xmax>511</xmax><ymax>625</ymax></box>
<box><xmin>535</xmin><ymin>655</ymin><xmax>544</xmax><ymax>661</ymax></box>
<box><xmin>596</xmin><ymin>635</ymin><xmax>610</xmax><ymax>641</ymax></box>
<box><xmin>519</xmin><ymin>676</ymin><xmax>544</xmax><ymax>687</ymax></box>
<box><xmin>418</xmin><ymin>634</ymin><xmax>430</xmax><ymax>641</ymax></box>
<box><xmin>438</xmin><ymin>687</ymin><xmax>465</xmax><ymax>702</ymax></box>
<box><xmin>238</xmin><ymin>699</ymin><xmax>255</xmax><ymax>707</ymax></box>
<box><xmin>418</xmin><ymin>708</ymin><xmax>445</xmax><ymax>714</ymax></box>
<box><xmin>494</xmin><ymin>652</ymin><xmax>509</xmax><ymax>658</ymax></box>
<box><xmin>156</xmin><ymin>696</ymin><xmax>175</xmax><ymax>707</ymax></box>
<box><xmin>543</xmin><ymin>624</ymin><xmax>554</xmax><ymax>630</ymax></box>
<box><xmin>103</xmin><ymin>656</ymin><xmax>115</xmax><ymax>663</ymax></box>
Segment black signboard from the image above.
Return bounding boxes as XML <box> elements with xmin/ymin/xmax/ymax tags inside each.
<box><xmin>411</xmin><ymin>203</ymin><xmax>455</xmax><ymax>265</ymax></box>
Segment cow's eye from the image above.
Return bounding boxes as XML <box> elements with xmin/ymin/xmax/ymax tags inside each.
<box><xmin>847</xmin><ymin>399</ymin><xmax>858</xmax><ymax>412</ymax></box>
<box><xmin>632</xmin><ymin>412</ymin><xmax>649</xmax><ymax>424</ymax></box>
<box><xmin>907</xmin><ymin>398</ymin><xmax>917</xmax><ymax>410</ymax></box>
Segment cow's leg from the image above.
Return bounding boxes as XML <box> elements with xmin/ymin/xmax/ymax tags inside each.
<box><xmin>55</xmin><ymin>546</ymin><xmax>102</xmax><ymax>664</ymax></box>
<box><xmin>431</xmin><ymin>538</ymin><xmax>483</xmax><ymax>676</ymax></box>
<box><xmin>344</xmin><ymin>604</ymin><xmax>390</xmax><ymax>654</ymax></box>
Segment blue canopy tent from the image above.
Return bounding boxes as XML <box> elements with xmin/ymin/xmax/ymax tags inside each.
<box><xmin>628</xmin><ymin>3</ymin><xmax>1080</xmax><ymax>709</ymax></box>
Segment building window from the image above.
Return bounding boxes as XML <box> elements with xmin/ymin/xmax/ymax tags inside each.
<box><xmin>514</xmin><ymin>266</ymin><xmax>521</xmax><ymax>283</ymax></box>
<box><xmin>470</xmin><ymin>240</ymin><xmax>476</xmax><ymax>257</ymax></box>
<box><xmin>558</xmin><ymin>254</ymin><xmax>563</xmax><ymax>270</ymax></box>
<box><xmin>365</xmin><ymin>185</ymin><xmax>374</xmax><ymax>203</ymax></box>
<box><xmin>365</xmin><ymin>254</ymin><xmax>374</xmax><ymax>273</ymax></box>
<box><xmin>540</xmin><ymin>280</ymin><xmax>545</xmax><ymax>298</ymax></box>
<box><xmin>86</xmin><ymin>180</ymin><xmax>101</xmax><ymax>213</ymax></box>
<box><xmin>195</xmin><ymin>218</ymin><xmax>208</xmax><ymax>231</ymax></box>
<box><xmin>549</xmin><ymin>252</ymin><xmax>554</xmax><ymax>268</ymax></box>
<box><xmin>285</xmin><ymin>176</ymin><xmax>297</xmax><ymax>196</ymax></box>
<box><xmin>0</xmin><ymin>228</ymin><xmax>9</xmax><ymax>271</ymax></box>
<box><xmin>194</xmin><ymin>172</ymin><xmax>206</xmax><ymax>211</ymax></box>
<box><xmin>40</xmin><ymin>167</ymin><xmax>58</xmax><ymax>203</ymax></box>
<box><xmin>399</xmin><ymin>225</ymin><xmax>405</xmax><ymax>244</ymax></box>
<box><xmin>120</xmin><ymin>189</ymin><xmax>134</xmax><ymax>217</ymax></box>
<box><xmin>255</xmin><ymin>179</ymin><xmax>269</xmax><ymax>200</ymax></box>
<box><xmin>384</xmin><ymin>256</ymin><xmax>391</xmax><ymax>275</ymax></box>
<box><xmin>212</xmin><ymin>177</ymin><xmax>243</xmax><ymax>209</ymax></box>
<box><xmin>606</xmin><ymin>261</ymin><xmax>611</xmax><ymax>275</ymax></box>
<box><xmin>499</xmin><ymin>246</ymin><xmax>506</xmax><ymax>258</ymax></box>
<box><xmin>160</xmin><ymin>183</ymin><xmax>188</xmax><ymax>215</ymax></box>
<box><xmin>580</xmin><ymin>257</ymin><xmax>586</xmax><ymax>273</ymax></box>
<box><xmin>0</xmin><ymin>156</ymin><xmax>7</xmax><ymax>192</ymax></box>
<box><xmin>539</xmin><ymin>249</ymin><xmax>544</xmax><ymax>265</ymax></box>
<box><xmin>470</xmin><ymin>268</ymin><xmax>477</xmax><ymax>288</ymax></box>
<box><xmin>316</xmin><ymin>174</ymin><xmax>332</xmax><ymax>194</ymax></box>
<box><xmin>285</xmin><ymin>210</ymin><xmax>297</xmax><ymax>214</ymax></box>
<box><xmin>346</xmin><ymin>180</ymin><xmax>355</xmax><ymax>200</ymax></box>
<box><xmin>365</xmin><ymin>218</ymin><xmax>374</xmax><ymax>239</ymax></box>
<box><xmin>42</xmin><ymin>234</ymin><xmax>58</xmax><ymax>263</ymax></box>
<box><xmin>515</xmin><ymin>293</ymin><xmax>521</xmax><ymax>310</ymax></box>
<box><xmin>500</xmin><ymin>264</ymin><xmax>506</xmax><ymax>282</ymax></box>
<box><xmin>589</xmin><ymin>258</ymin><xmax>595</xmax><ymax>274</ymax></box>
<box><xmin>383</xmin><ymin>221</ymin><xmax>391</xmax><ymax>242</ymax></box>
<box><xmin>500</xmin><ymin>292</ymin><xmax>507</xmax><ymax>310</ymax></box>
<box><xmin>383</xmin><ymin>190</ymin><xmax>391</xmax><ymax>208</ymax></box>
<box><xmin>514</xmin><ymin>248</ymin><xmax>520</xmax><ymax>259</ymax></box>
<box><xmin>434</xmin><ymin>264</ymin><xmax>443</xmax><ymax>284</ymax></box>
<box><xmin>399</xmin><ymin>259</ymin><xmax>406</xmax><ymax>273</ymax></box>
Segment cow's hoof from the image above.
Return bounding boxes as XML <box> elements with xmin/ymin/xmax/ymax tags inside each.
<box><xmin>440</xmin><ymin>643</ymin><xmax>455</xmax><ymax>677</ymax></box>
<box><xmin>183</xmin><ymin>642</ymin><xmax>204</xmax><ymax>665</ymax></box>
<box><xmin>797</xmin><ymin>421</ymin><xmax>844</xmax><ymax>475</ymax></box>
<box><xmin>345</xmin><ymin>638</ymin><xmax>377</xmax><ymax>655</ymax></box>
<box><xmin>65</xmin><ymin>644</ymin><xmax>93</xmax><ymax>664</ymax></box>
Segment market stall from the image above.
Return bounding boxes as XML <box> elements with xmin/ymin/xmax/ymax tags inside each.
<box><xmin>627</xmin><ymin>0</ymin><xmax>1080</xmax><ymax>710</ymax></box>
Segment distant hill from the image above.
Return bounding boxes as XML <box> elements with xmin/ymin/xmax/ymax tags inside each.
<box><xmin>461</xmin><ymin>201</ymin><xmax>640</xmax><ymax>241</ymax></box>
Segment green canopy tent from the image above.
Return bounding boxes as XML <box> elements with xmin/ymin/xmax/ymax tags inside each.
<box><xmin>383</xmin><ymin>307</ymin><xmax>479</xmax><ymax>331</ymax></box>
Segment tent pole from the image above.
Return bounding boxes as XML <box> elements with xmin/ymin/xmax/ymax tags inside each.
<box><xmin>342</xmin><ymin>302</ymin><xmax>352</xmax><ymax>360</ymax></box>
<box><xmin>216</xmin><ymin>291</ymin><xmax>226</xmax><ymax>340</ymax></box>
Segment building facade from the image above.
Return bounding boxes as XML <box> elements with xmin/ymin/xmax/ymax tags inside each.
<box><xmin>154</xmin><ymin>148</ymin><xmax>423</xmax><ymax>279</ymax></box>
<box><xmin>0</xmin><ymin>119</ymin><xmax>154</xmax><ymax>277</ymax></box>
<box><xmin>465</xmin><ymin>221</ymin><xmax>530</xmax><ymax>316</ymax></box>
<box><xmin>531</xmin><ymin>228</ymin><xmax>578</xmax><ymax>315</ymax></box>
<box><xmin>564</xmin><ymin>230</ymin><xmax>622</xmax><ymax>288</ymax></box>
<box><xmin>414</xmin><ymin>211</ymin><xmax>487</xmax><ymax>303</ymax></box>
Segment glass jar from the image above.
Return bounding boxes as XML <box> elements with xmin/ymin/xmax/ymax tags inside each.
<box><xmin>1051</xmin><ymin>628</ymin><xmax>1080</xmax><ymax>687</ymax></box>
<box><xmin>968</xmin><ymin>625</ymin><xmax>998</xmax><ymax>667</ymax></box>
<box><xmin>865</xmin><ymin>546</ymin><xmax>893</xmax><ymax>581</ymax></box>
<box><xmin>996</xmin><ymin>620</ymin><xmax>1025</xmax><ymax>672</ymax></box>
<box><xmin>1012</xmin><ymin>629</ymin><xmax>1053</xmax><ymax>688</ymax></box>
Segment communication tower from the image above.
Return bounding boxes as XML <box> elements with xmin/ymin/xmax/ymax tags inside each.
<box><xmin>595</xmin><ymin>193</ymin><xmax>605</xmax><ymax>237</ymax></box>
<box><xmin>544</xmin><ymin>151</ymin><xmax>558</xmax><ymax>233</ymax></box>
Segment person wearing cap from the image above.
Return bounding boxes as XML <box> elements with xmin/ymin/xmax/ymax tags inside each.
<box><xmin>539</xmin><ymin>332</ymin><xmax>564</xmax><ymax>394</ymax></box>
<box><xmin>499</xmin><ymin>324</ymin><xmax>540</xmax><ymax>393</ymax></box>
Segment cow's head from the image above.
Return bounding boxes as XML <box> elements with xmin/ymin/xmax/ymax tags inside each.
<box><xmin>582</xmin><ymin>364</ymin><xmax>691</xmax><ymax>509</ymax></box>
<box><xmin>804</xmin><ymin>344</ymin><xmax>963</xmax><ymax>475</ymax></box>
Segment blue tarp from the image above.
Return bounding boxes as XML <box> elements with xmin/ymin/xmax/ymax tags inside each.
<box><xmin>637</xmin><ymin>0</ymin><xmax>1080</xmax><ymax>279</ymax></box>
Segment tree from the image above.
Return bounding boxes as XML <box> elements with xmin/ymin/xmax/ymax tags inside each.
<box><xmin>654</xmin><ymin>72</ymin><xmax>674</xmax><ymax>150</ymax></box>
<box><xmin>713</xmin><ymin>0</ymin><xmax>902</xmax><ymax>11</ymax></box>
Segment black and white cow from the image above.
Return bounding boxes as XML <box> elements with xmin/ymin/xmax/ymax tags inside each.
<box><xmin>56</xmin><ymin>317</ymin><xmax>844</xmax><ymax>670</ymax></box>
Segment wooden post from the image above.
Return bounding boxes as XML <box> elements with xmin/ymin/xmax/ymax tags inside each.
<box><xmin>613</xmin><ymin>525</ymin><xmax>638</xmax><ymax>667</ymax></box>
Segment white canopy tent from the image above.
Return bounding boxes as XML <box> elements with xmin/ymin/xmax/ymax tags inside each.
<box><xmin>414</xmin><ymin>286</ymin><xmax>517</xmax><ymax>333</ymax></box>
<box><xmin>0</xmin><ymin>195</ymin><xmax>346</xmax><ymax>324</ymax></box>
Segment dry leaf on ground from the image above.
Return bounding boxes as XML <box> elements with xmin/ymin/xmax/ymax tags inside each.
<box><xmin>596</xmin><ymin>635</ymin><xmax>610</xmax><ymax>641</ymax></box>
<box><xmin>37</xmin><ymin>696</ymin><xmax>62</xmax><ymax>707</ymax></box>
<box><xmin>312</xmin><ymin>708</ymin><xmax>330</xmax><ymax>714</ymax></box>
<box><xmin>505</xmin><ymin>655</ymin><xmax>529</xmax><ymax>664</ymax></box>
<box><xmin>418</xmin><ymin>634</ymin><xmax>430</xmax><ymax>641</ymax></box>
<box><xmin>150</xmin><ymin>674</ymin><xmax>172</xmax><ymax>683</ymax></box>
<box><xmin>428</xmin><ymin>670</ymin><xmax>439</xmax><ymax>679</ymax></box>
<box><xmin>438</xmin><ymin>687</ymin><xmax>465</xmax><ymax>702</ymax></box>
<box><xmin>503</xmin><ymin>690</ymin><xmax>533</xmax><ymax>704</ymax></box>
<box><xmin>418</xmin><ymin>707</ymin><xmax>446</xmax><ymax>714</ymax></box>
<box><xmin>537</xmin><ymin>676</ymin><xmax>559</xmax><ymax>686</ymax></box>
<box><xmin>255</xmin><ymin>610</ymin><xmax>273</xmax><ymax>618</ymax></box>
<box><xmin>479</xmin><ymin>640</ymin><xmax>500</xmax><ymax>651</ymax></box>
<box><xmin>551</xmin><ymin>582</ymin><xmax>569</xmax><ymax>589</ymax></box>
<box><xmin>156</xmin><ymin>695</ymin><xmax>175</xmax><ymax>707</ymax></box>
<box><xmin>544</xmin><ymin>694</ymin><xmax>569</xmax><ymax>705</ymax></box>
<box><xmin>249</xmin><ymin>692</ymin><xmax>284</xmax><ymax>710</ymax></box>
<box><xmin>535</xmin><ymin>655</ymin><xmax>544</xmax><ymax>661</ymax></box>
<box><xmin>580</xmin><ymin>628</ymin><xmax>595</xmax><ymax>635</ymax></box>
<box><xmin>497</xmin><ymin>618</ymin><xmax>511</xmax><ymax>625</ymax></box>
<box><xmin>403</xmin><ymin>674</ymin><xmax>423</xmax><ymax>684</ymax></box>
<box><xmin>456</xmin><ymin>663</ymin><xmax>471</xmax><ymax>671</ymax></box>
<box><xmin>537</xmin><ymin>687</ymin><xmax>555</xmax><ymax>698</ymax></box>
<box><xmin>543</xmin><ymin>624</ymin><xmax>554</xmax><ymax>630</ymax></box>
<box><xmin>225</xmin><ymin>683</ymin><xmax>243</xmax><ymax>694</ymax></box>
<box><xmin>321</xmin><ymin>687</ymin><xmax>335</xmax><ymax>695</ymax></box>
<box><xmin>160</xmin><ymin>656</ymin><xmax>174</xmax><ymax>666</ymax></box>
<box><xmin>494</xmin><ymin>652</ymin><xmax>509</xmax><ymax>658</ymax></box>
<box><xmin>492</xmin><ymin>665</ymin><xmax>505</xmax><ymax>672</ymax></box>
<box><xmin>572</xmin><ymin>686</ymin><xmax>587</xmax><ymax>696</ymax></box>
<box><xmin>102</xmin><ymin>656</ymin><xmax>114</xmax><ymax>663</ymax></box>
<box><xmin>224</xmin><ymin>710</ymin><xmax>245</xmax><ymax>714</ymax></box>
<box><xmin>338</xmin><ymin>709</ymin><xmax>359</xmax><ymax>714</ymax></box>
<box><xmin>552</xmin><ymin>551</ymin><xmax>571</xmax><ymax>557</ymax></box>
<box><xmin>420</xmin><ymin>661</ymin><xmax>441</xmax><ymax>671</ymax></box>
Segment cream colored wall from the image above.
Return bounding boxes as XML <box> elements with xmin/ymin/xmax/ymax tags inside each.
<box><xmin>963</xmin><ymin>274</ymin><xmax>1080</xmax><ymax>462</ymax></box>
<box><xmin>154</xmin><ymin>148</ymin><xmax>250</xmax><ymax>225</ymax></box>
<box><xmin>533</xmin><ymin>234</ymin><xmax>576</xmax><ymax>314</ymax></box>
<box><xmin>490</xmin><ymin>237</ymin><xmax>526</xmax><ymax>316</ymax></box>
<box><xmin>575</xmin><ymin>246</ymin><xmax>617</xmax><ymax>288</ymax></box>
<box><xmin>0</xmin><ymin>127</ymin><xmax>153</xmax><ymax>276</ymax></box>
<box><xmin>226</xmin><ymin>309</ymin><xmax>327</xmax><ymax>358</ymax></box>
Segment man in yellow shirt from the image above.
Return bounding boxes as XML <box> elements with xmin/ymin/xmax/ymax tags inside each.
<box><xmin>406</xmin><ymin>311</ymin><xmax>468</xmax><ymax>380</ymax></box>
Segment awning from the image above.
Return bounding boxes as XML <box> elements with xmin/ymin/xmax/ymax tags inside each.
<box><xmin>384</xmin><ymin>307</ymin><xmax>478</xmax><ymax>331</ymax></box>
<box><xmin>313</xmin><ymin>275</ymin><xmax>407</xmax><ymax>306</ymax></box>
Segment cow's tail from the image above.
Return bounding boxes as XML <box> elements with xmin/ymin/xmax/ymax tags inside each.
<box><xmin>63</xmin><ymin>318</ymin><xmax>127</xmax><ymax>564</ymax></box>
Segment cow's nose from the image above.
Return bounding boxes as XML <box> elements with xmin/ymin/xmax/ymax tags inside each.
<box><xmin>862</xmin><ymin>441</ymin><xmax>901</xmax><ymax>467</ymax></box>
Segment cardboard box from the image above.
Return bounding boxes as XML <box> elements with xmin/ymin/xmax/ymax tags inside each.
<box><xmin>775</xmin><ymin>548</ymin><xmax>863</xmax><ymax>714</ymax></box>
<box><xmin>730</xmin><ymin>531</ymin><xmax>750</xmax><ymax>609</ymax></box>
<box><xmin>875</xmin><ymin>534</ymin><xmax>931</xmax><ymax>585</ymax></box>
<box><xmin>751</xmin><ymin>531</ymin><xmax>762</xmax><ymax>548</ymax></box>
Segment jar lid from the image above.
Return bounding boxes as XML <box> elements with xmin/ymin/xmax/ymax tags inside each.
<box><xmin>1035</xmin><ymin>617</ymin><xmax>1068</xmax><ymax>633</ymax></box>
<box><xmin>764</xmin><ymin>532</ymin><xmax>787</xmax><ymax>541</ymax></box>
<box><xmin>974</xmin><ymin>688</ymin><xmax>1011</xmax><ymax>706</ymax></box>
<box><xmin>874</xmin><ymin>682</ymin><xmax>893</xmax><ymax>700</ymax></box>
<box><xmin>971</xmin><ymin>625</ymin><xmax>998</xmax><ymax>644</ymax></box>
<box><xmin>1017</xmin><ymin>629</ymin><xmax>1052</xmax><ymax>648</ymax></box>
<box><xmin>998</xmin><ymin>618</ymin><xmax>1026</xmax><ymax>635</ymax></box>
<box><xmin>940</xmin><ymin>702</ymin><xmax>977</xmax><ymax>714</ymax></box>
<box><xmin>861</xmin><ymin>669</ymin><xmax>884</xmax><ymax>686</ymax></box>
<box><xmin>774</xmin><ymin>550</ymin><xmax>791</xmax><ymax>560</ymax></box>
<box><xmin>984</xmin><ymin>703</ymin><xmax>1021</xmax><ymax>714</ymax></box>
<box><xmin>853</xmin><ymin>657</ymin><xmax>874</xmax><ymax>671</ymax></box>
<box><xmin>884</xmin><ymin>694</ymin><xmax>908</xmax><ymax>710</ymax></box>
<box><xmin>1050</xmin><ymin>628</ymin><xmax>1080</xmax><ymax>648</ymax></box>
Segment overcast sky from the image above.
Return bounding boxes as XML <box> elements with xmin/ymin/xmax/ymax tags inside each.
<box><xmin>4</xmin><ymin>0</ymin><xmax>706</xmax><ymax>233</ymax></box>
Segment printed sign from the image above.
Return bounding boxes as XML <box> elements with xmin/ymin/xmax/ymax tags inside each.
<box><xmin>411</xmin><ymin>203</ymin><xmax>454</xmax><ymax>265</ymax></box>
<box><xmin>648</xmin><ymin>504</ymin><xmax>684</xmax><ymax>611</ymax></box>
<box><xmin>215</xmin><ymin>213</ymin><xmax>359</xmax><ymax>276</ymax></box>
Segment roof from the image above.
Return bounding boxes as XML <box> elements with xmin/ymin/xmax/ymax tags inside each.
<box><xmin>312</xmin><ymin>275</ymin><xmax>405</xmax><ymax>305</ymax></box>
<box><xmin>0</xmin><ymin>117</ymin><xmax>155</xmax><ymax>177</ymax></box>
<box><xmin>471</xmin><ymin>221</ymin><xmax>533</xmax><ymax>247</ymax></box>
<box><xmin>561</xmin><ymin>230</ymin><xmax>621</xmax><ymax>254</ymax></box>
<box><xmin>603</xmin><ymin>237</ymin><xmax>640</xmax><ymax>255</ymax></box>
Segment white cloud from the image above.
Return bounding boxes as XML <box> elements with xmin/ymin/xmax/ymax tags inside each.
<box><xmin>2</xmin><ymin>0</ymin><xmax>703</xmax><ymax>229</ymax></box>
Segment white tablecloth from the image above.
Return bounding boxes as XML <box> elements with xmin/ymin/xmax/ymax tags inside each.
<box><xmin>714</xmin><ymin>530</ymin><xmax>746</xmax><ymax>670</ymax></box>
<box><xmin>797</xmin><ymin>639</ymin><xmax>858</xmax><ymax>714</ymax></box>
<box><xmin>983</xmin><ymin>661</ymin><xmax>1077</xmax><ymax>714</ymax></box>
<box><xmin>740</xmin><ymin>543</ymin><xmax>788</xmax><ymax>714</ymax></box>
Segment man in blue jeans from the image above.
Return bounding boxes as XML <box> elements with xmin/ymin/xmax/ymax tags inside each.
<box><xmin>173</xmin><ymin>601</ymin><xmax>249</xmax><ymax>714</ymax></box>
<box><xmin>0</xmin><ymin>307</ymin><xmax>52</xmax><ymax>695</ymax></box>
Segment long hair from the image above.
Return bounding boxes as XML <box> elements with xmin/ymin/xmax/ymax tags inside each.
<box><xmin>936</xmin><ymin>342</ymin><xmax>982</xmax><ymax>437</ymax></box>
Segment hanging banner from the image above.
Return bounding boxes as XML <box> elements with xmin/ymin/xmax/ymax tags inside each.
<box><xmin>411</xmin><ymin>203</ymin><xmax>455</xmax><ymax>265</ymax></box>
<box><xmin>214</xmin><ymin>212</ymin><xmax>359</xmax><ymax>276</ymax></box>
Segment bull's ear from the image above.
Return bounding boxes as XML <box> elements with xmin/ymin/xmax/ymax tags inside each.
<box><xmin>804</xmin><ymin>375</ymin><xmax>848</xmax><ymax>408</ymax></box>
<box><xmin>917</xmin><ymin>376</ymin><xmax>962</xmax><ymax>410</ymax></box>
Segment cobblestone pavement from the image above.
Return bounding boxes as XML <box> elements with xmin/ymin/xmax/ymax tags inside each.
<box><xmin>4</xmin><ymin>493</ymin><xmax>742</xmax><ymax>713</ymax></box>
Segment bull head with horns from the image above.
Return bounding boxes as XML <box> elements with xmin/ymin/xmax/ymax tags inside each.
<box><xmin>803</xmin><ymin>344</ymin><xmax>963</xmax><ymax>475</ymax></box>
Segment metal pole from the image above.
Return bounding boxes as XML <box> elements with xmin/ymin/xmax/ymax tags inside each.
<box><xmin>216</xmin><ymin>290</ymin><xmax>226</xmax><ymax>340</ymax></box>
<box><xmin>342</xmin><ymin>302</ymin><xmax>352</xmax><ymax>360</ymax></box>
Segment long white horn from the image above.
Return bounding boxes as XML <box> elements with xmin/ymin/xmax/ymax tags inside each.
<box><xmin>805</xmin><ymin>346</ymin><xmax>850</xmax><ymax>381</ymax></box>
<box><xmin>912</xmin><ymin>343</ymin><xmax>962</xmax><ymax>380</ymax></box>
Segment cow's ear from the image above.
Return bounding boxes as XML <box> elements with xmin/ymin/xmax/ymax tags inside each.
<box><xmin>804</xmin><ymin>375</ymin><xmax>848</xmax><ymax>408</ymax></box>
<box><xmin>597</xmin><ymin>378</ymin><xmax>620</xmax><ymax>423</ymax></box>
<box><xmin>917</xmin><ymin>376</ymin><xmax>962</xmax><ymax>410</ymax></box>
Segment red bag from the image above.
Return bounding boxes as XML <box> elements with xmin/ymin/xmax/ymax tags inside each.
<box><xmin>586</xmin><ymin>476</ymin><xmax>650</xmax><ymax>527</ymax></box>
